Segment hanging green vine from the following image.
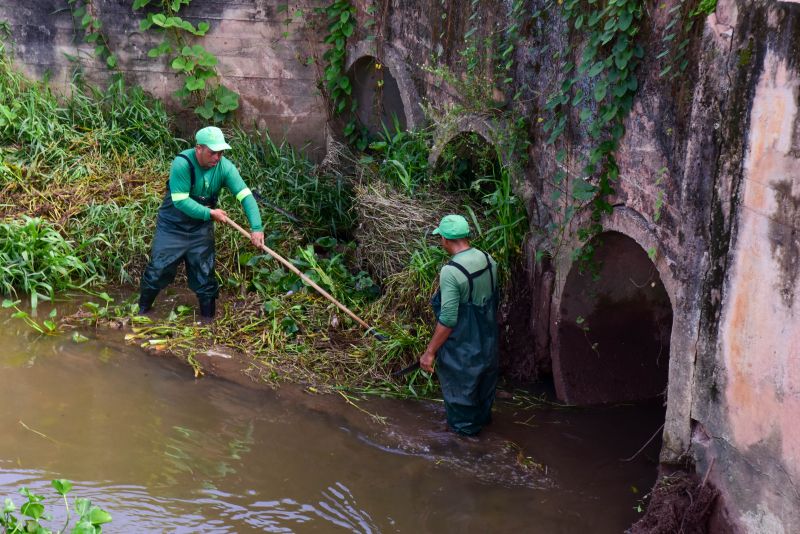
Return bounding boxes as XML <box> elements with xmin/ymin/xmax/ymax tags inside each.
<box><xmin>66</xmin><ymin>0</ymin><xmax>118</xmax><ymax>69</ymax></box>
<box><xmin>317</xmin><ymin>1</ymin><xmax>359</xmax><ymax>142</ymax></box>
<box><xmin>657</xmin><ymin>0</ymin><xmax>714</xmax><ymax>79</ymax></box>
<box><xmin>315</xmin><ymin>0</ymin><xmax>382</xmax><ymax>150</ymax></box>
<box><xmin>496</xmin><ymin>0</ymin><xmax>526</xmax><ymax>88</ymax></box>
<box><xmin>134</xmin><ymin>0</ymin><xmax>238</xmax><ymax>122</ymax></box>
<box><xmin>539</xmin><ymin>0</ymin><xmax>644</xmax><ymax>267</ymax></box>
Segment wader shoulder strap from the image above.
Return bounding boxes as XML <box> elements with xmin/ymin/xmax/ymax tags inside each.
<box><xmin>169</xmin><ymin>153</ymin><xmax>196</xmax><ymax>192</ymax></box>
<box><xmin>447</xmin><ymin>261</ymin><xmax>474</xmax><ymax>302</ymax></box>
<box><xmin>447</xmin><ymin>252</ymin><xmax>494</xmax><ymax>303</ymax></box>
<box><xmin>482</xmin><ymin>251</ymin><xmax>495</xmax><ymax>293</ymax></box>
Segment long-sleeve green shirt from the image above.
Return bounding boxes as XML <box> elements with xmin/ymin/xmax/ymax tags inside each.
<box><xmin>438</xmin><ymin>247</ymin><xmax>497</xmax><ymax>328</ymax></box>
<box><xmin>169</xmin><ymin>149</ymin><xmax>263</xmax><ymax>231</ymax></box>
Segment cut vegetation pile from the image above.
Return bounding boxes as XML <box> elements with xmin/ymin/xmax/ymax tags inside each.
<box><xmin>353</xmin><ymin>181</ymin><xmax>460</xmax><ymax>280</ymax></box>
<box><xmin>0</xmin><ymin>38</ymin><xmax>528</xmax><ymax>399</ymax></box>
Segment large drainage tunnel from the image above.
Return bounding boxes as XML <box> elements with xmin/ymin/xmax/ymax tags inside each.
<box><xmin>348</xmin><ymin>55</ymin><xmax>407</xmax><ymax>137</ymax></box>
<box><xmin>553</xmin><ymin>231</ymin><xmax>673</xmax><ymax>406</ymax></box>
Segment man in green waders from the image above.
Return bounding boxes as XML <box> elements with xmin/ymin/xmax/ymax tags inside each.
<box><xmin>137</xmin><ymin>126</ymin><xmax>264</xmax><ymax>318</ymax></box>
<box><xmin>419</xmin><ymin>214</ymin><xmax>499</xmax><ymax>436</ymax></box>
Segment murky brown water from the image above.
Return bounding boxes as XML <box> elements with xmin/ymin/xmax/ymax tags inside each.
<box><xmin>0</xmin><ymin>305</ymin><xmax>663</xmax><ymax>533</ymax></box>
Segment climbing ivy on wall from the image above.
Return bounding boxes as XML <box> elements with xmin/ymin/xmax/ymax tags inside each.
<box><xmin>66</xmin><ymin>0</ymin><xmax>239</xmax><ymax>122</ymax></box>
<box><xmin>496</xmin><ymin>0</ymin><xmax>526</xmax><ymax>88</ymax></box>
<box><xmin>320</xmin><ymin>1</ymin><xmax>357</xmax><ymax>127</ymax></box>
<box><xmin>657</xmin><ymin>0</ymin><xmax>714</xmax><ymax>80</ymax></box>
<box><xmin>66</xmin><ymin>0</ymin><xmax>117</xmax><ymax>69</ymax></box>
<box><xmin>538</xmin><ymin>0</ymin><xmax>644</xmax><ymax>267</ymax></box>
<box><xmin>316</xmin><ymin>0</ymin><xmax>380</xmax><ymax>149</ymax></box>
<box><xmin>134</xmin><ymin>0</ymin><xmax>238</xmax><ymax>122</ymax></box>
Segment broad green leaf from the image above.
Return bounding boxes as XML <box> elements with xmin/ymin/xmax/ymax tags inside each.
<box><xmin>171</xmin><ymin>56</ymin><xmax>187</xmax><ymax>71</ymax></box>
<box><xmin>572</xmin><ymin>178</ymin><xmax>597</xmax><ymax>201</ymax></box>
<box><xmin>72</xmin><ymin>520</ymin><xmax>96</xmax><ymax>534</ymax></box>
<box><xmin>75</xmin><ymin>498</ymin><xmax>91</xmax><ymax>516</ymax></box>
<box><xmin>618</xmin><ymin>11</ymin><xmax>633</xmax><ymax>31</ymax></box>
<box><xmin>588</xmin><ymin>61</ymin><xmax>604</xmax><ymax>77</ymax></box>
<box><xmin>21</xmin><ymin>501</ymin><xmax>45</xmax><ymax>519</ymax></box>
<box><xmin>132</xmin><ymin>0</ymin><xmax>151</xmax><ymax>9</ymax></box>
<box><xmin>52</xmin><ymin>480</ymin><xmax>73</xmax><ymax>496</ymax></box>
<box><xmin>185</xmin><ymin>76</ymin><xmax>205</xmax><ymax>90</ymax></box>
<box><xmin>89</xmin><ymin>508</ymin><xmax>112</xmax><ymax>525</ymax></box>
<box><xmin>593</xmin><ymin>82</ymin><xmax>607</xmax><ymax>102</ymax></box>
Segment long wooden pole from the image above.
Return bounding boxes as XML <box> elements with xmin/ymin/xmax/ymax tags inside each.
<box><xmin>224</xmin><ymin>217</ymin><xmax>383</xmax><ymax>338</ymax></box>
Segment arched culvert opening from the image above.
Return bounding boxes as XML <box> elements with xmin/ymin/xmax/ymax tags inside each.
<box><xmin>555</xmin><ymin>231</ymin><xmax>673</xmax><ymax>405</ymax></box>
<box><xmin>431</xmin><ymin>131</ymin><xmax>502</xmax><ymax>195</ymax></box>
<box><xmin>348</xmin><ymin>55</ymin><xmax>407</xmax><ymax>137</ymax></box>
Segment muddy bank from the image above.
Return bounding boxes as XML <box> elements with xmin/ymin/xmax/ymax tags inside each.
<box><xmin>628</xmin><ymin>466</ymin><xmax>738</xmax><ymax>534</ymax></box>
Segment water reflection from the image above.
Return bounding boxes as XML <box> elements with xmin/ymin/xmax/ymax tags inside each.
<box><xmin>0</xmin><ymin>308</ymin><xmax>659</xmax><ymax>533</ymax></box>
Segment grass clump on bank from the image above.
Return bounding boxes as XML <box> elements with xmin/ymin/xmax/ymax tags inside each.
<box><xmin>0</xmin><ymin>39</ymin><xmax>528</xmax><ymax>400</ymax></box>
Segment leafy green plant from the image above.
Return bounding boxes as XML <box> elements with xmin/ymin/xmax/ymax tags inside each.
<box><xmin>495</xmin><ymin>0</ymin><xmax>526</xmax><ymax>87</ymax></box>
<box><xmin>224</xmin><ymin>127</ymin><xmax>354</xmax><ymax>238</ymax></box>
<box><xmin>0</xmin><ymin>217</ymin><xmax>100</xmax><ymax>307</ymax></box>
<box><xmin>365</xmin><ymin>123</ymin><xmax>431</xmax><ymax>195</ymax></box>
<box><xmin>319</xmin><ymin>1</ymin><xmax>359</xmax><ymax>141</ymax></box>
<box><xmin>133</xmin><ymin>0</ymin><xmax>239</xmax><ymax>122</ymax></box>
<box><xmin>1</xmin><ymin>479</ymin><xmax>112</xmax><ymax>534</ymax></box>
<box><xmin>2</xmin><ymin>299</ymin><xmax>61</xmax><ymax>335</ymax></box>
<box><xmin>66</xmin><ymin>0</ymin><xmax>118</xmax><ymax>69</ymax></box>
<box><xmin>657</xmin><ymin>0</ymin><xmax>714</xmax><ymax>80</ymax></box>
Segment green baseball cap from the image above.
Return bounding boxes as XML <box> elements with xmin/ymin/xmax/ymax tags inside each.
<box><xmin>432</xmin><ymin>214</ymin><xmax>470</xmax><ymax>239</ymax></box>
<box><xmin>195</xmin><ymin>126</ymin><xmax>231</xmax><ymax>151</ymax></box>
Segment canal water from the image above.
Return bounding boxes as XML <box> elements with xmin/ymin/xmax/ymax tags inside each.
<box><xmin>0</xmin><ymin>306</ymin><xmax>663</xmax><ymax>533</ymax></box>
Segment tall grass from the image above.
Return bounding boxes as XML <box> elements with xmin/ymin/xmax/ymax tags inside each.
<box><xmin>0</xmin><ymin>217</ymin><xmax>100</xmax><ymax>306</ymax></box>
<box><xmin>67</xmin><ymin>198</ymin><xmax>161</xmax><ymax>284</ymax></box>
<box><xmin>364</xmin><ymin>123</ymin><xmax>431</xmax><ymax>195</ymax></box>
<box><xmin>226</xmin><ymin>128</ymin><xmax>353</xmax><ymax>237</ymax></box>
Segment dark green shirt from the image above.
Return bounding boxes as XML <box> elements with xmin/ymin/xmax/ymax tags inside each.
<box><xmin>438</xmin><ymin>247</ymin><xmax>497</xmax><ymax>328</ymax></box>
<box><xmin>169</xmin><ymin>149</ymin><xmax>263</xmax><ymax>231</ymax></box>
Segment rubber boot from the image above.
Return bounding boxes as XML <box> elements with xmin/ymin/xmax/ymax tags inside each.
<box><xmin>138</xmin><ymin>290</ymin><xmax>159</xmax><ymax>315</ymax></box>
<box><xmin>199</xmin><ymin>298</ymin><xmax>216</xmax><ymax>319</ymax></box>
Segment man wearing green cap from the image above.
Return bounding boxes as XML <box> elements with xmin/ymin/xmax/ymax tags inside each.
<box><xmin>137</xmin><ymin>126</ymin><xmax>264</xmax><ymax>318</ymax></box>
<box><xmin>420</xmin><ymin>214</ymin><xmax>499</xmax><ymax>435</ymax></box>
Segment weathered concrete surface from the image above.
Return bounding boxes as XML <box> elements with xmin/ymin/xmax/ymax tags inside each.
<box><xmin>692</xmin><ymin>18</ymin><xmax>800</xmax><ymax>531</ymax></box>
<box><xmin>0</xmin><ymin>0</ymin><xmax>328</xmax><ymax>157</ymax></box>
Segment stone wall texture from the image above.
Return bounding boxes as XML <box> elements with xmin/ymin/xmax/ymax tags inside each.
<box><xmin>3</xmin><ymin>0</ymin><xmax>800</xmax><ymax>530</ymax></box>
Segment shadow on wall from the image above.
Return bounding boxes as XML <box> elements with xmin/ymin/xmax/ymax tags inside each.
<box><xmin>555</xmin><ymin>231</ymin><xmax>673</xmax><ymax>405</ymax></box>
<box><xmin>348</xmin><ymin>55</ymin><xmax>407</xmax><ymax>137</ymax></box>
